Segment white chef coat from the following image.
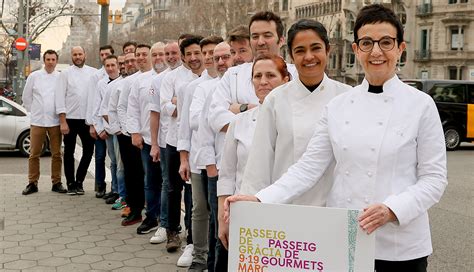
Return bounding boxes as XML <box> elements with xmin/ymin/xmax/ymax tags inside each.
<box><xmin>240</xmin><ymin>75</ymin><xmax>351</xmax><ymax>206</ymax></box>
<box><xmin>160</xmin><ymin>65</ymin><xmax>197</xmax><ymax>147</ymax></box>
<box><xmin>91</xmin><ymin>77</ymin><xmax>108</xmax><ymax>134</ymax></box>
<box><xmin>208</xmin><ymin>62</ymin><xmax>297</xmax><ymax>134</ymax></box>
<box><xmin>100</xmin><ymin>76</ymin><xmax>122</xmax><ymax>134</ymax></box>
<box><xmin>149</xmin><ymin>67</ymin><xmax>171</xmax><ymax>148</ymax></box>
<box><xmin>193</xmin><ymin>79</ymin><xmax>221</xmax><ymax>169</ymax></box>
<box><xmin>218</xmin><ymin>107</ymin><xmax>259</xmax><ymax>196</ymax></box>
<box><xmin>127</xmin><ymin>70</ymin><xmax>156</xmax><ymax>145</ymax></box>
<box><xmin>108</xmin><ymin>75</ymin><xmax>127</xmax><ymax>136</ymax></box>
<box><xmin>177</xmin><ymin>70</ymin><xmax>214</xmax><ymax>173</ymax></box>
<box><xmin>86</xmin><ymin>67</ymin><xmax>107</xmax><ymax>125</ymax></box>
<box><xmin>55</xmin><ymin>64</ymin><xmax>97</xmax><ymax>119</ymax></box>
<box><xmin>117</xmin><ymin>71</ymin><xmax>141</xmax><ymax>135</ymax></box>
<box><xmin>256</xmin><ymin>75</ymin><xmax>448</xmax><ymax>261</ymax></box>
<box><xmin>22</xmin><ymin>68</ymin><xmax>60</xmax><ymax>127</ymax></box>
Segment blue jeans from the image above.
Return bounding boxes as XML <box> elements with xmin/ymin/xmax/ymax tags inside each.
<box><xmin>106</xmin><ymin>136</ymin><xmax>118</xmax><ymax>193</ymax></box>
<box><xmin>141</xmin><ymin>143</ymin><xmax>162</xmax><ymax>221</ymax></box>
<box><xmin>208</xmin><ymin>175</ymin><xmax>228</xmax><ymax>271</ymax></box>
<box><xmin>113</xmin><ymin>136</ymin><xmax>126</xmax><ymax>198</ymax></box>
<box><xmin>160</xmin><ymin>147</ymin><xmax>169</xmax><ymax>228</ymax></box>
<box><xmin>95</xmin><ymin>139</ymin><xmax>107</xmax><ymax>191</ymax></box>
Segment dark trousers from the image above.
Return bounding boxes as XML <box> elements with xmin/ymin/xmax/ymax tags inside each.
<box><xmin>141</xmin><ymin>143</ymin><xmax>163</xmax><ymax>221</ymax></box>
<box><xmin>63</xmin><ymin>119</ymin><xmax>94</xmax><ymax>189</ymax></box>
<box><xmin>94</xmin><ymin>139</ymin><xmax>107</xmax><ymax>191</ymax></box>
<box><xmin>117</xmin><ymin>134</ymin><xmax>144</xmax><ymax>216</ymax></box>
<box><xmin>375</xmin><ymin>256</ymin><xmax>428</xmax><ymax>272</ymax></box>
<box><xmin>208</xmin><ymin>175</ymin><xmax>228</xmax><ymax>271</ymax></box>
<box><xmin>166</xmin><ymin>144</ymin><xmax>193</xmax><ymax>244</ymax></box>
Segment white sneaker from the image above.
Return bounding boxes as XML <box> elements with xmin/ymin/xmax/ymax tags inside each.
<box><xmin>177</xmin><ymin>244</ymin><xmax>194</xmax><ymax>267</ymax></box>
<box><xmin>149</xmin><ymin>227</ymin><xmax>167</xmax><ymax>244</ymax></box>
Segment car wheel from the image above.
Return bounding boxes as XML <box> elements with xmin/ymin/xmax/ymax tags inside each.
<box><xmin>444</xmin><ymin>127</ymin><xmax>461</xmax><ymax>151</ymax></box>
<box><xmin>18</xmin><ymin>131</ymin><xmax>31</xmax><ymax>157</ymax></box>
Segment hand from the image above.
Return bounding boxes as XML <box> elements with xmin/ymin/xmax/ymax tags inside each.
<box><xmin>150</xmin><ymin>145</ymin><xmax>160</xmax><ymax>162</ymax></box>
<box><xmin>98</xmin><ymin>131</ymin><xmax>108</xmax><ymax>140</ymax></box>
<box><xmin>218</xmin><ymin>216</ymin><xmax>230</xmax><ymax>250</ymax></box>
<box><xmin>89</xmin><ymin>126</ymin><xmax>97</xmax><ymax>139</ymax></box>
<box><xmin>206</xmin><ymin>164</ymin><xmax>218</xmax><ymax>178</ymax></box>
<box><xmin>60</xmin><ymin>121</ymin><xmax>69</xmax><ymax>135</ymax></box>
<box><xmin>229</xmin><ymin>103</ymin><xmax>241</xmax><ymax>114</ymax></box>
<box><xmin>179</xmin><ymin>160</ymin><xmax>191</xmax><ymax>181</ymax></box>
<box><xmin>131</xmin><ymin>133</ymin><xmax>144</xmax><ymax>149</ymax></box>
<box><xmin>223</xmin><ymin>194</ymin><xmax>260</xmax><ymax>223</ymax></box>
<box><xmin>171</xmin><ymin>96</ymin><xmax>177</xmax><ymax>105</ymax></box>
<box><xmin>358</xmin><ymin>203</ymin><xmax>397</xmax><ymax>234</ymax></box>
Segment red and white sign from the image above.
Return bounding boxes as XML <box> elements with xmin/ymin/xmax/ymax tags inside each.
<box><xmin>15</xmin><ymin>37</ymin><xmax>28</xmax><ymax>51</ymax></box>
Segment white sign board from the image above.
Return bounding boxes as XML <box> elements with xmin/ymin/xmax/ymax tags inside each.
<box><xmin>229</xmin><ymin>202</ymin><xmax>375</xmax><ymax>272</ymax></box>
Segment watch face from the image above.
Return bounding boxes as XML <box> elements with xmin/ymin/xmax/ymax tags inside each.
<box><xmin>240</xmin><ymin>104</ymin><xmax>248</xmax><ymax>112</ymax></box>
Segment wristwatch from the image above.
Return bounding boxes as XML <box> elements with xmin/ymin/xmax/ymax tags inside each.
<box><xmin>240</xmin><ymin>103</ymin><xmax>248</xmax><ymax>112</ymax></box>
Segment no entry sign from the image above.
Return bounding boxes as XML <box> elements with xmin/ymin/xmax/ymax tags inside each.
<box><xmin>15</xmin><ymin>37</ymin><xmax>28</xmax><ymax>51</ymax></box>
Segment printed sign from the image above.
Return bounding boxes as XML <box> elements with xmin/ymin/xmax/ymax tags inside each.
<box><xmin>229</xmin><ymin>202</ymin><xmax>375</xmax><ymax>272</ymax></box>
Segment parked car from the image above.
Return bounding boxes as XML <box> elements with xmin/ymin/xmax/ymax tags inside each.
<box><xmin>403</xmin><ymin>79</ymin><xmax>474</xmax><ymax>151</ymax></box>
<box><xmin>0</xmin><ymin>96</ymin><xmax>48</xmax><ymax>156</ymax></box>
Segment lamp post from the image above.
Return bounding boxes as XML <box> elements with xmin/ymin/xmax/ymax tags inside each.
<box><xmin>97</xmin><ymin>0</ymin><xmax>109</xmax><ymax>46</ymax></box>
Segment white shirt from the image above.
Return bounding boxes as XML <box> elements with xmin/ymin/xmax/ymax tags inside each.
<box><xmin>55</xmin><ymin>64</ymin><xmax>97</xmax><ymax>119</ymax></box>
<box><xmin>194</xmin><ymin>79</ymin><xmax>224</xmax><ymax>169</ymax></box>
<box><xmin>22</xmin><ymin>68</ymin><xmax>60</xmax><ymax>127</ymax></box>
<box><xmin>100</xmin><ymin>76</ymin><xmax>122</xmax><ymax>134</ymax></box>
<box><xmin>217</xmin><ymin>107</ymin><xmax>259</xmax><ymax>196</ymax></box>
<box><xmin>160</xmin><ymin>65</ymin><xmax>197</xmax><ymax>147</ymax></box>
<box><xmin>208</xmin><ymin>62</ymin><xmax>297</xmax><ymax>134</ymax></box>
<box><xmin>127</xmin><ymin>70</ymin><xmax>156</xmax><ymax>145</ymax></box>
<box><xmin>256</xmin><ymin>76</ymin><xmax>448</xmax><ymax>261</ymax></box>
<box><xmin>117</xmin><ymin>71</ymin><xmax>141</xmax><ymax>135</ymax></box>
<box><xmin>86</xmin><ymin>67</ymin><xmax>107</xmax><ymax>125</ymax></box>
<box><xmin>149</xmin><ymin>68</ymin><xmax>171</xmax><ymax>148</ymax></box>
<box><xmin>240</xmin><ymin>75</ymin><xmax>351</xmax><ymax>206</ymax></box>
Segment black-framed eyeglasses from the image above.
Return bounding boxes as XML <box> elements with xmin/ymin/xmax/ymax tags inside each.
<box><xmin>213</xmin><ymin>54</ymin><xmax>232</xmax><ymax>63</ymax></box>
<box><xmin>356</xmin><ymin>37</ymin><xmax>397</xmax><ymax>52</ymax></box>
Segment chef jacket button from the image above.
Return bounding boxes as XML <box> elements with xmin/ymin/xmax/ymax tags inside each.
<box><xmin>343</xmin><ymin>146</ymin><xmax>347</xmax><ymax>151</ymax></box>
<box><xmin>384</xmin><ymin>99</ymin><xmax>388</xmax><ymax>103</ymax></box>
<box><xmin>364</xmin><ymin>198</ymin><xmax>370</xmax><ymax>203</ymax></box>
<box><xmin>371</xmin><ymin>147</ymin><xmax>376</xmax><ymax>151</ymax></box>
<box><xmin>350</xmin><ymin>100</ymin><xmax>354</xmax><ymax>103</ymax></box>
<box><xmin>347</xmin><ymin>198</ymin><xmax>351</xmax><ymax>203</ymax></box>
<box><xmin>378</xmin><ymin>121</ymin><xmax>383</xmax><ymax>126</ymax></box>
<box><xmin>367</xmin><ymin>171</ymin><xmax>373</xmax><ymax>177</ymax></box>
<box><xmin>345</xmin><ymin>171</ymin><xmax>350</xmax><ymax>176</ymax></box>
<box><xmin>345</xmin><ymin>121</ymin><xmax>349</xmax><ymax>125</ymax></box>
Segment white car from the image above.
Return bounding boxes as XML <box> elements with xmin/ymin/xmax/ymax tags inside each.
<box><xmin>0</xmin><ymin>96</ymin><xmax>48</xmax><ymax>156</ymax></box>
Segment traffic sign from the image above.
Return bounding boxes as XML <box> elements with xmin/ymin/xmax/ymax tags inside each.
<box><xmin>15</xmin><ymin>37</ymin><xmax>28</xmax><ymax>51</ymax></box>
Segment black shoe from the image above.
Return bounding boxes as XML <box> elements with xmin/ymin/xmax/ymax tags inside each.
<box><xmin>105</xmin><ymin>193</ymin><xmax>119</xmax><ymax>204</ymax></box>
<box><xmin>95</xmin><ymin>189</ymin><xmax>106</xmax><ymax>198</ymax></box>
<box><xmin>76</xmin><ymin>184</ymin><xmax>84</xmax><ymax>195</ymax></box>
<box><xmin>102</xmin><ymin>191</ymin><xmax>114</xmax><ymax>199</ymax></box>
<box><xmin>67</xmin><ymin>188</ymin><xmax>77</xmax><ymax>195</ymax></box>
<box><xmin>51</xmin><ymin>182</ymin><xmax>67</xmax><ymax>193</ymax></box>
<box><xmin>136</xmin><ymin>217</ymin><xmax>158</xmax><ymax>234</ymax></box>
<box><xmin>22</xmin><ymin>183</ymin><xmax>38</xmax><ymax>195</ymax></box>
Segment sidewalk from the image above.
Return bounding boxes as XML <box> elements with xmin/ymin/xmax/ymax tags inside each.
<box><xmin>0</xmin><ymin>174</ymin><xmax>188</xmax><ymax>272</ymax></box>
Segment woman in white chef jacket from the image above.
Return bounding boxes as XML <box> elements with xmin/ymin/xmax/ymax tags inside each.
<box><xmin>237</xmin><ymin>19</ymin><xmax>351</xmax><ymax>207</ymax></box>
<box><xmin>226</xmin><ymin>5</ymin><xmax>447</xmax><ymax>272</ymax></box>
<box><xmin>217</xmin><ymin>54</ymin><xmax>290</xmax><ymax>248</ymax></box>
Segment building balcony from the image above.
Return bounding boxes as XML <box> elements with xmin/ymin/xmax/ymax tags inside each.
<box><xmin>414</xmin><ymin>50</ymin><xmax>431</xmax><ymax>61</ymax></box>
<box><xmin>416</xmin><ymin>4</ymin><xmax>432</xmax><ymax>16</ymax></box>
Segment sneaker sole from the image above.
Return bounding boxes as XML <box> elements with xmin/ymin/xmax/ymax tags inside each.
<box><xmin>149</xmin><ymin>237</ymin><xmax>167</xmax><ymax>244</ymax></box>
<box><xmin>76</xmin><ymin>192</ymin><xmax>85</xmax><ymax>195</ymax></box>
<box><xmin>66</xmin><ymin>192</ymin><xmax>77</xmax><ymax>195</ymax></box>
<box><xmin>137</xmin><ymin>226</ymin><xmax>159</xmax><ymax>234</ymax></box>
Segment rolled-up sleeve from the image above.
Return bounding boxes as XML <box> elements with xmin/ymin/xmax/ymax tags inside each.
<box><xmin>126</xmin><ymin>81</ymin><xmax>141</xmax><ymax>134</ymax></box>
<box><xmin>177</xmin><ymin>83</ymin><xmax>193</xmax><ymax>152</ymax></box>
<box><xmin>160</xmin><ymin>72</ymin><xmax>176</xmax><ymax>117</ymax></box>
<box><xmin>195</xmin><ymin>91</ymin><xmax>217</xmax><ymax>167</ymax></box>
<box><xmin>55</xmin><ymin>69</ymin><xmax>68</xmax><ymax>115</ymax></box>
<box><xmin>217</xmin><ymin>121</ymin><xmax>238</xmax><ymax>196</ymax></box>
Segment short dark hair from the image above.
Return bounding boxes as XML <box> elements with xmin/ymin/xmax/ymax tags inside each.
<box><xmin>200</xmin><ymin>36</ymin><xmax>224</xmax><ymax>49</ymax></box>
<box><xmin>249</xmin><ymin>11</ymin><xmax>284</xmax><ymax>39</ymax></box>
<box><xmin>99</xmin><ymin>45</ymin><xmax>114</xmax><ymax>54</ymax></box>
<box><xmin>104</xmin><ymin>55</ymin><xmax>118</xmax><ymax>62</ymax></box>
<box><xmin>122</xmin><ymin>41</ymin><xmax>137</xmax><ymax>52</ymax></box>
<box><xmin>287</xmin><ymin>19</ymin><xmax>330</xmax><ymax>58</ymax></box>
<box><xmin>179</xmin><ymin>35</ymin><xmax>204</xmax><ymax>55</ymax></box>
<box><xmin>227</xmin><ymin>25</ymin><xmax>250</xmax><ymax>43</ymax></box>
<box><xmin>353</xmin><ymin>4</ymin><xmax>404</xmax><ymax>43</ymax></box>
<box><xmin>43</xmin><ymin>49</ymin><xmax>58</xmax><ymax>61</ymax></box>
<box><xmin>136</xmin><ymin>44</ymin><xmax>151</xmax><ymax>50</ymax></box>
<box><xmin>178</xmin><ymin>33</ymin><xmax>195</xmax><ymax>42</ymax></box>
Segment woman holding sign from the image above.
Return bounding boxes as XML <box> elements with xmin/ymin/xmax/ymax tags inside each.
<box><xmin>226</xmin><ymin>4</ymin><xmax>447</xmax><ymax>272</ymax></box>
<box><xmin>217</xmin><ymin>54</ymin><xmax>290</xmax><ymax>251</ymax></box>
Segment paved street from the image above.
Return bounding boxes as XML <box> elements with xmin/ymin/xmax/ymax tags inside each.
<box><xmin>0</xmin><ymin>145</ymin><xmax>473</xmax><ymax>271</ymax></box>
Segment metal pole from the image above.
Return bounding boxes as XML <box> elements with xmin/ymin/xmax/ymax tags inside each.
<box><xmin>15</xmin><ymin>0</ymin><xmax>25</xmax><ymax>104</ymax></box>
<box><xmin>99</xmin><ymin>4</ymin><xmax>109</xmax><ymax>46</ymax></box>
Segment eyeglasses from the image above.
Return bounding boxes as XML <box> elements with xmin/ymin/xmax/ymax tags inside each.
<box><xmin>213</xmin><ymin>54</ymin><xmax>231</xmax><ymax>62</ymax></box>
<box><xmin>356</xmin><ymin>37</ymin><xmax>397</xmax><ymax>52</ymax></box>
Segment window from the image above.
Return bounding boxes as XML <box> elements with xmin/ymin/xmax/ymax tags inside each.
<box><xmin>282</xmin><ymin>0</ymin><xmax>288</xmax><ymax>11</ymax></box>
<box><xmin>329</xmin><ymin>53</ymin><xmax>337</xmax><ymax>69</ymax></box>
<box><xmin>449</xmin><ymin>0</ymin><xmax>457</xmax><ymax>3</ymax></box>
<box><xmin>429</xmin><ymin>84</ymin><xmax>466</xmax><ymax>103</ymax></box>
<box><xmin>450</xmin><ymin>28</ymin><xmax>464</xmax><ymax>50</ymax></box>
<box><xmin>421</xmin><ymin>29</ymin><xmax>429</xmax><ymax>50</ymax></box>
<box><xmin>449</xmin><ymin>66</ymin><xmax>458</xmax><ymax>79</ymax></box>
<box><xmin>421</xmin><ymin>71</ymin><xmax>429</xmax><ymax>79</ymax></box>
